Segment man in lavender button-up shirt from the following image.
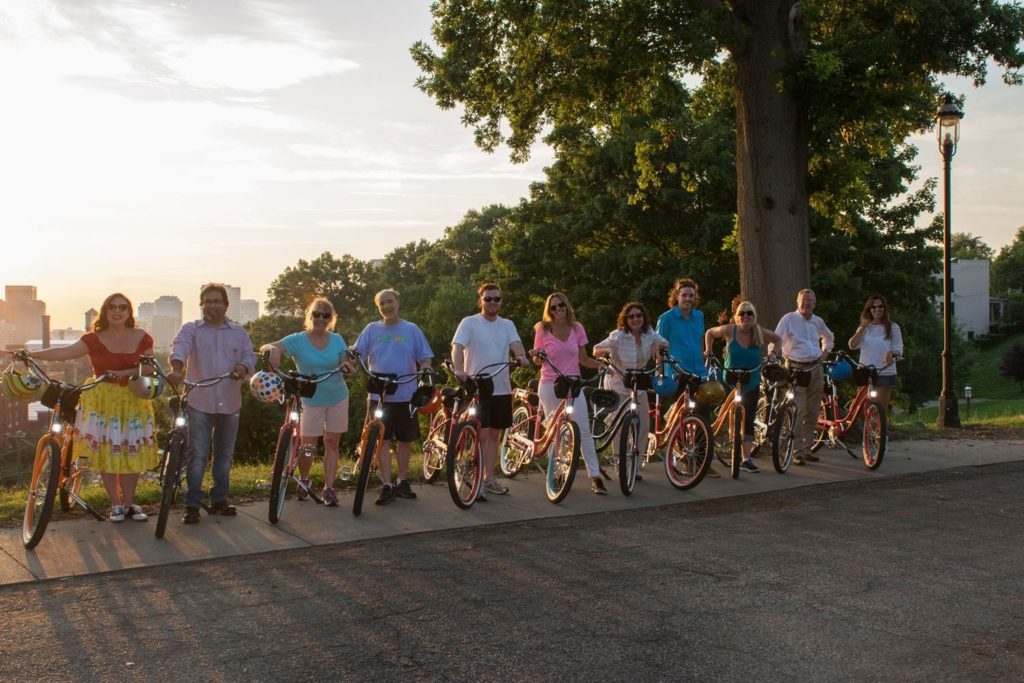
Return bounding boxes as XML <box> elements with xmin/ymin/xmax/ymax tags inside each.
<box><xmin>168</xmin><ymin>283</ymin><xmax>256</xmax><ymax>524</ymax></box>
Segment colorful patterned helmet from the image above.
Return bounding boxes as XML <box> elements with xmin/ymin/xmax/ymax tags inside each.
<box><xmin>128</xmin><ymin>374</ymin><xmax>164</xmax><ymax>400</ymax></box>
<box><xmin>695</xmin><ymin>379</ymin><xmax>727</xmax><ymax>408</ymax></box>
<box><xmin>2</xmin><ymin>366</ymin><xmax>45</xmax><ymax>401</ymax></box>
<box><xmin>249</xmin><ymin>370</ymin><xmax>284</xmax><ymax>403</ymax></box>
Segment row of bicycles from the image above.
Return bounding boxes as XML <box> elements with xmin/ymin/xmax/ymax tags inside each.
<box><xmin>3</xmin><ymin>345</ymin><xmax>895</xmax><ymax>549</ymax></box>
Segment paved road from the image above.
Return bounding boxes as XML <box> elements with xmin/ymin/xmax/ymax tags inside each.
<box><xmin>0</xmin><ymin>460</ymin><xmax>1021</xmax><ymax>681</ymax></box>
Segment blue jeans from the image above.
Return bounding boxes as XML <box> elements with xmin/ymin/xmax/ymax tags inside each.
<box><xmin>185</xmin><ymin>408</ymin><xmax>240</xmax><ymax>508</ymax></box>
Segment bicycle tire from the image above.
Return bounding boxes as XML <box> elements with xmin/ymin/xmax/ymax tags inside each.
<box><xmin>664</xmin><ymin>414</ymin><xmax>712</xmax><ymax>490</ymax></box>
<box><xmin>546</xmin><ymin>420</ymin><xmax>580</xmax><ymax>503</ymax></box>
<box><xmin>731</xmin><ymin>408</ymin><xmax>742</xmax><ymax>479</ymax></box>
<box><xmin>446</xmin><ymin>422</ymin><xmax>482</xmax><ymax>509</ymax></box>
<box><xmin>862</xmin><ymin>401</ymin><xmax>887</xmax><ymax>470</ymax></box>
<box><xmin>23</xmin><ymin>437</ymin><xmax>61</xmax><ymax>549</ymax></box>
<box><xmin>421</xmin><ymin>411</ymin><xmax>448</xmax><ymax>483</ymax></box>
<box><xmin>752</xmin><ymin>395</ymin><xmax>770</xmax><ymax>458</ymax></box>
<box><xmin>59</xmin><ymin>439</ymin><xmax>77</xmax><ymax>512</ymax></box>
<box><xmin>353</xmin><ymin>423</ymin><xmax>382</xmax><ymax>516</ymax></box>
<box><xmin>155</xmin><ymin>431</ymin><xmax>186</xmax><ymax>538</ymax></box>
<box><xmin>617</xmin><ymin>414</ymin><xmax>640</xmax><ymax>496</ymax></box>
<box><xmin>500</xmin><ymin>406</ymin><xmax>531</xmax><ymax>478</ymax></box>
<box><xmin>772</xmin><ymin>403</ymin><xmax>797</xmax><ymax>474</ymax></box>
<box><xmin>268</xmin><ymin>427</ymin><xmax>293</xmax><ymax>524</ymax></box>
<box><xmin>811</xmin><ymin>401</ymin><xmax>830</xmax><ymax>454</ymax></box>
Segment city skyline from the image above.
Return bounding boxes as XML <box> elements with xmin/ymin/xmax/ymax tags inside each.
<box><xmin>1</xmin><ymin>1</ymin><xmax>1021</xmax><ymax>330</ymax></box>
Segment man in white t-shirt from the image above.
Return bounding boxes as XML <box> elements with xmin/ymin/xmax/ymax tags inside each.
<box><xmin>771</xmin><ymin>288</ymin><xmax>834</xmax><ymax>465</ymax></box>
<box><xmin>451</xmin><ymin>283</ymin><xmax>528</xmax><ymax>499</ymax></box>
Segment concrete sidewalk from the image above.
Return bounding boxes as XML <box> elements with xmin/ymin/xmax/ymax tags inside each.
<box><xmin>1</xmin><ymin>438</ymin><xmax>1021</xmax><ymax>586</ymax></box>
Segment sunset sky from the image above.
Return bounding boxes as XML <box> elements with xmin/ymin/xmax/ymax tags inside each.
<box><xmin>2</xmin><ymin>1</ymin><xmax>1021</xmax><ymax>329</ymax></box>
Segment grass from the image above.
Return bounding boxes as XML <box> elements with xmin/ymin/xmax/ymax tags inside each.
<box><xmin>891</xmin><ymin>397</ymin><xmax>1024</xmax><ymax>437</ymax></box>
<box><xmin>0</xmin><ymin>452</ymin><xmax>431</xmax><ymax>525</ymax></box>
<box><xmin>963</xmin><ymin>333</ymin><xmax>1024</xmax><ymax>400</ymax></box>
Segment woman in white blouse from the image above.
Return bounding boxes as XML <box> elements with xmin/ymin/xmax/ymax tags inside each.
<box><xmin>848</xmin><ymin>294</ymin><xmax>903</xmax><ymax>411</ymax></box>
<box><xmin>593</xmin><ymin>302</ymin><xmax>667</xmax><ymax>477</ymax></box>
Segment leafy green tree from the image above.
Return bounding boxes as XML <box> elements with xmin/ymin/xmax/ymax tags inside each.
<box><xmin>265</xmin><ymin>251</ymin><xmax>377</xmax><ymax>335</ymax></box>
<box><xmin>1000</xmin><ymin>341</ymin><xmax>1024</xmax><ymax>392</ymax></box>
<box><xmin>412</xmin><ymin>0</ymin><xmax>1024</xmax><ymax>323</ymax></box>
<box><xmin>951</xmin><ymin>232</ymin><xmax>994</xmax><ymax>260</ymax></box>
<box><xmin>992</xmin><ymin>226</ymin><xmax>1024</xmax><ymax>295</ymax></box>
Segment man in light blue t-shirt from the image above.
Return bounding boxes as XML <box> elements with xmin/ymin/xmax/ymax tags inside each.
<box><xmin>354</xmin><ymin>289</ymin><xmax>433</xmax><ymax>505</ymax></box>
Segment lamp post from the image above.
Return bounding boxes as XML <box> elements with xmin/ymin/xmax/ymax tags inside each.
<box><xmin>936</xmin><ymin>94</ymin><xmax>963</xmax><ymax>428</ymax></box>
<box><xmin>964</xmin><ymin>385</ymin><xmax>973</xmax><ymax>421</ymax></box>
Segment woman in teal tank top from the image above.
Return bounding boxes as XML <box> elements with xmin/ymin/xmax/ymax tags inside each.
<box><xmin>704</xmin><ymin>301</ymin><xmax>781</xmax><ymax>473</ymax></box>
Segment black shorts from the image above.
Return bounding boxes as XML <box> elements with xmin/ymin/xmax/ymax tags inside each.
<box><xmin>375</xmin><ymin>400</ymin><xmax>421</xmax><ymax>442</ymax></box>
<box><xmin>476</xmin><ymin>394</ymin><xmax>513</xmax><ymax>430</ymax></box>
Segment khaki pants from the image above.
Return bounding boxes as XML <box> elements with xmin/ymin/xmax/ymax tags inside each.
<box><xmin>786</xmin><ymin>361</ymin><xmax>823</xmax><ymax>457</ymax></box>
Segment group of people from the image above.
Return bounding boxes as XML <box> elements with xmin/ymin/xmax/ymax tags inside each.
<box><xmin>18</xmin><ymin>277</ymin><xmax>903</xmax><ymax>523</ymax></box>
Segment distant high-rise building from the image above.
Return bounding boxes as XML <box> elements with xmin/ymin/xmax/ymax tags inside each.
<box><xmin>238</xmin><ymin>299</ymin><xmax>259</xmax><ymax>324</ymax></box>
<box><xmin>0</xmin><ymin>286</ymin><xmax>46</xmax><ymax>346</ymax></box>
<box><xmin>84</xmin><ymin>308</ymin><xmax>98</xmax><ymax>332</ymax></box>
<box><xmin>137</xmin><ymin>295</ymin><xmax>183</xmax><ymax>352</ymax></box>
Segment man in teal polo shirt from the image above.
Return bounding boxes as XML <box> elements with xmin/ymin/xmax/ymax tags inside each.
<box><xmin>656</xmin><ymin>277</ymin><xmax>708</xmax><ymax>380</ymax></box>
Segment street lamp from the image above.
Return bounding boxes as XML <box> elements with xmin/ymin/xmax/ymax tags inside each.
<box><xmin>936</xmin><ymin>94</ymin><xmax>963</xmax><ymax>428</ymax></box>
<box><xmin>964</xmin><ymin>385</ymin><xmax>973</xmax><ymax>421</ymax></box>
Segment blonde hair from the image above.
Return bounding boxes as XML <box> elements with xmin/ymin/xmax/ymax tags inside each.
<box><xmin>535</xmin><ymin>292</ymin><xmax>577</xmax><ymax>333</ymax></box>
<box><xmin>734</xmin><ymin>301</ymin><xmax>764</xmax><ymax>348</ymax></box>
<box><xmin>374</xmin><ymin>289</ymin><xmax>400</xmax><ymax>306</ymax></box>
<box><xmin>303</xmin><ymin>297</ymin><xmax>337</xmax><ymax>332</ymax></box>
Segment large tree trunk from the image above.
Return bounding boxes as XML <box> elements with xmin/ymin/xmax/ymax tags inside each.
<box><xmin>730</xmin><ymin>0</ymin><xmax>810</xmax><ymax>326</ymax></box>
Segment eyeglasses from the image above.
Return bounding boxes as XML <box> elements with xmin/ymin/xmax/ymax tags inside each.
<box><xmin>627</xmin><ymin>312</ymin><xmax>644</xmax><ymax>319</ymax></box>
<box><xmin>311</xmin><ymin>311</ymin><xmax>332</xmax><ymax>320</ymax></box>
<box><xmin>738</xmin><ymin>311</ymin><xmax>754</xmax><ymax>318</ymax></box>
<box><xmin>482</xmin><ymin>296</ymin><xmax>502</xmax><ymax>303</ymax></box>
<box><xmin>549</xmin><ymin>302</ymin><xmax>566</xmax><ymax>311</ymax></box>
<box><xmin>870</xmin><ymin>304</ymin><xmax>885</xmax><ymax>310</ymax></box>
<box><xmin>107</xmin><ymin>303</ymin><xmax>129</xmax><ymax>312</ymax></box>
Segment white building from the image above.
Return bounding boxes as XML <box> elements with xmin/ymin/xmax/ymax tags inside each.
<box><xmin>950</xmin><ymin>259</ymin><xmax>990</xmax><ymax>339</ymax></box>
<box><xmin>237</xmin><ymin>299</ymin><xmax>260</xmax><ymax>324</ymax></box>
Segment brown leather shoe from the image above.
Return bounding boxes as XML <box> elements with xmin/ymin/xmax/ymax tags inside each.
<box><xmin>182</xmin><ymin>506</ymin><xmax>201</xmax><ymax>524</ymax></box>
<box><xmin>208</xmin><ymin>499</ymin><xmax>237</xmax><ymax>516</ymax></box>
<box><xmin>804</xmin><ymin>453</ymin><xmax>820</xmax><ymax>462</ymax></box>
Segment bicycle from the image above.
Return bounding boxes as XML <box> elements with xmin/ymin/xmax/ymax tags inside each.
<box><xmin>143</xmin><ymin>356</ymin><xmax>239</xmax><ymax>537</ymax></box>
<box><xmin>348</xmin><ymin>349</ymin><xmax>426</xmax><ymax>516</ymax></box>
<box><xmin>650</xmin><ymin>352</ymin><xmax>715</xmax><ymax>490</ymax></box>
<box><xmin>588</xmin><ymin>360</ymin><xmax>660</xmax><ymax>496</ymax></box>
<box><xmin>421</xmin><ymin>361</ymin><xmax>468</xmax><ymax>484</ymax></box>
<box><xmin>7</xmin><ymin>351</ymin><xmax>112</xmax><ymax>549</ymax></box>
<box><xmin>707</xmin><ymin>355</ymin><xmax>760</xmax><ymax>480</ymax></box>
<box><xmin>812</xmin><ymin>351</ymin><xmax>898</xmax><ymax>470</ymax></box>
<box><xmin>498</xmin><ymin>351</ymin><xmax>584</xmax><ymax>503</ymax></box>
<box><xmin>751</xmin><ymin>357</ymin><xmax>798</xmax><ymax>473</ymax></box>
<box><xmin>264</xmin><ymin>355</ymin><xmax>349</xmax><ymax>524</ymax></box>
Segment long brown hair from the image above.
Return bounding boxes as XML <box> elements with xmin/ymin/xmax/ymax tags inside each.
<box><xmin>859</xmin><ymin>294</ymin><xmax>893</xmax><ymax>340</ymax></box>
<box><xmin>536</xmin><ymin>292</ymin><xmax>577</xmax><ymax>333</ymax></box>
<box><xmin>616</xmin><ymin>301</ymin><xmax>652</xmax><ymax>333</ymax></box>
<box><xmin>94</xmin><ymin>293</ymin><xmax>136</xmax><ymax>332</ymax></box>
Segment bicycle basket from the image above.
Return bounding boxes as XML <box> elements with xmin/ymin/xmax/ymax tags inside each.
<box><xmin>466</xmin><ymin>375</ymin><xmax>494</xmax><ymax>399</ymax></box>
<box><xmin>652</xmin><ymin>373</ymin><xmax>678</xmax><ymax>398</ymax></box>
<box><xmin>853</xmin><ymin>366</ymin><xmax>878</xmax><ymax>386</ymax></box>
<box><xmin>623</xmin><ymin>370</ymin><xmax>652</xmax><ymax>392</ymax></box>
<box><xmin>826</xmin><ymin>358</ymin><xmax>854</xmax><ymax>383</ymax></box>
<box><xmin>724</xmin><ymin>368</ymin><xmax>751</xmax><ymax>387</ymax></box>
<box><xmin>367</xmin><ymin>374</ymin><xmax>399</xmax><ymax>397</ymax></box>
<box><xmin>554</xmin><ymin>375</ymin><xmax>582</xmax><ymax>400</ymax></box>
<box><xmin>587</xmin><ymin>388</ymin><xmax>619</xmax><ymax>411</ymax></box>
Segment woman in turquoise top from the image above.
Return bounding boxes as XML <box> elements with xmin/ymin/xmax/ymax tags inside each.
<box><xmin>704</xmin><ymin>301</ymin><xmax>781</xmax><ymax>473</ymax></box>
<box><xmin>260</xmin><ymin>298</ymin><xmax>350</xmax><ymax>507</ymax></box>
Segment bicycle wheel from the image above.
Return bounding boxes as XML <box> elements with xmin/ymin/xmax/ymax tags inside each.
<box><xmin>268</xmin><ymin>427</ymin><xmax>293</xmax><ymax>524</ymax></box>
<box><xmin>59</xmin><ymin>440</ymin><xmax>78</xmax><ymax>512</ymax></box>
<box><xmin>546</xmin><ymin>420</ymin><xmax>580</xmax><ymax>503</ymax></box>
<box><xmin>664</xmin><ymin>414</ymin><xmax>712</xmax><ymax>490</ymax></box>
<box><xmin>422</xmin><ymin>411</ymin><xmax>448</xmax><ymax>483</ymax></box>
<box><xmin>23</xmin><ymin>437</ymin><xmax>61</xmax><ymax>549</ymax></box>
<box><xmin>811</xmin><ymin>401</ymin><xmax>830</xmax><ymax>453</ymax></box>
<box><xmin>446</xmin><ymin>422</ymin><xmax>482</xmax><ymax>509</ymax></box>
<box><xmin>500</xmin><ymin>406</ymin><xmax>531</xmax><ymax>478</ymax></box>
<box><xmin>751</xmin><ymin>395</ymin><xmax>770</xmax><ymax>458</ymax></box>
<box><xmin>730</xmin><ymin>408</ymin><xmax>742</xmax><ymax>479</ymax></box>
<box><xmin>771</xmin><ymin>403</ymin><xmax>797</xmax><ymax>474</ymax></box>
<box><xmin>155</xmin><ymin>430</ymin><xmax>186</xmax><ymax>538</ymax></box>
<box><xmin>617</xmin><ymin>414</ymin><xmax>640</xmax><ymax>496</ymax></box>
<box><xmin>862</xmin><ymin>401</ymin><xmax>887</xmax><ymax>470</ymax></box>
<box><xmin>353</xmin><ymin>423</ymin><xmax>382</xmax><ymax>516</ymax></box>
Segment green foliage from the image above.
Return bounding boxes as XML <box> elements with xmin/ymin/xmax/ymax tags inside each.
<box><xmin>992</xmin><ymin>226</ymin><xmax>1024</xmax><ymax>295</ymax></box>
<box><xmin>999</xmin><ymin>341</ymin><xmax>1024</xmax><ymax>392</ymax></box>
<box><xmin>951</xmin><ymin>232</ymin><xmax>994</xmax><ymax>260</ymax></box>
<box><xmin>965</xmin><ymin>333</ymin><xmax>1024</xmax><ymax>398</ymax></box>
<box><xmin>265</xmin><ymin>251</ymin><xmax>378</xmax><ymax>330</ymax></box>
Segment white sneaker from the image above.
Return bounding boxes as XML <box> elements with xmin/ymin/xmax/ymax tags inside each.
<box><xmin>109</xmin><ymin>505</ymin><xmax>126</xmax><ymax>522</ymax></box>
<box><xmin>125</xmin><ymin>504</ymin><xmax>148</xmax><ymax>521</ymax></box>
<box><xmin>485</xmin><ymin>479</ymin><xmax>509</xmax><ymax>495</ymax></box>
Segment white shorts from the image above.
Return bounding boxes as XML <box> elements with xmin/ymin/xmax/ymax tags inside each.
<box><xmin>300</xmin><ymin>399</ymin><xmax>349</xmax><ymax>437</ymax></box>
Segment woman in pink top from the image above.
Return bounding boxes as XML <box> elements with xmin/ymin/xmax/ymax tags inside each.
<box><xmin>531</xmin><ymin>292</ymin><xmax>605</xmax><ymax>494</ymax></box>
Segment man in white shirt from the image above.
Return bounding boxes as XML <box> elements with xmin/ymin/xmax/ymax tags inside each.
<box><xmin>452</xmin><ymin>284</ymin><xmax>529</xmax><ymax>499</ymax></box>
<box><xmin>771</xmin><ymin>289</ymin><xmax>834</xmax><ymax>465</ymax></box>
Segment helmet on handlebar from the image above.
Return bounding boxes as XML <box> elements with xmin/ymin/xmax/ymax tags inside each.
<box><xmin>249</xmin><ymin>370</ymin><xmax>284</xmax><ymax>403</ymax></box>
<box><xmin>128</xmin><ymin>374</ymin><xmax>164</xmax><ymax>400</ymax></box>
<box><xmin>2</xmin><ymin>366</ymin><xmax>44</xmax><ymax>401</ymax></box>
<box><xmin>694</xmin><ymin>379</ymin><xmax>726</xmax><ymax>408</ymax></box>
<box><xmin>826</xmin><ymin>358</ymin><xmax>854</xmax><ymax>383</ymax></box>
<box><xmin>652</xmin><ymin>373</ymin><xmax>678</xmax><ymax>398</ymax></box>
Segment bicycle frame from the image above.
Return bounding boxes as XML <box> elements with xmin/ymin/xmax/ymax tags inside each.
<box><xmin>422</xmin><ymin>361</ymin><xmax>469</xmax><ymax>483</ymax></box>
<box><xmin>813</xmin><ymin>351</ymin><xmax>894</xmax><ymax>470</ymax></box>
<box><xmin>708</xmin><ymin>358</ymin><xmax>758</xmax><ymax>480</ymax></box>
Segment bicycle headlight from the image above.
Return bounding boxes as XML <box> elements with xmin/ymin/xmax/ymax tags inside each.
<box><xmin>566</xmin><ymin>404</ymin><xmax>574</xmax><ymax>415</ymax></box>
<box><xmin>289</xmin><ymin>410</ymin><xmax>300</xmax><ymax>423</ymax></box>
<box><xmin>870</xmin><ymin>389</ymin><xmax>877</xmax><ymax>399</ymax></box>
<box><xmin>688</xmin><ymin>400</ymin><xmax>696</xmax><ymax>410</ymax></box>
<box><xmin>630</xmin><ymin>401</ymin><xmax>637</xmax><ymax>411</ymax></box>
<box><xmin>175</xmin><ymin>416</ymin><xmax>186</xmax><ymax>427</ymax></box>
<box><xmin>786</xmin><ymin>391</ymin><xmax>795</xmax><ymax>400</ymax></box>
<box><xmin>733</xmin><ymin>393</ymin><xmax>741</xmax><ymax>404</ymax></box>
<box><xmin>52</xmin><ymin>422</ymin><xmax>63</xmax><ymax>434</ymax></box>
<box><xmin>374</xmin><ymin>408</ymin><xmax>384</xmax><ymax>419</ymax></box>
<box><xmin>468</xmin><ymin>406</ymin><xmax>477</xmax><ymax>417</ymax></box>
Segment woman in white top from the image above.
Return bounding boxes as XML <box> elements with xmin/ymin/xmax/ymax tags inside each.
<box><xmin>593</xmin><ymin>302</ymin><xmax>667</xmax><ymax>477</ymax></box>
<box><xmin>848</xmin><ymin>294</ymin><xmax>903</xmax><ymax>411</ymax></box>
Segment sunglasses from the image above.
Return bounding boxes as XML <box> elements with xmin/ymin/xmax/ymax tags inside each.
<box><xmin>549</xmin><ymin>302</ymin><xmax>567</xmax><ymax>311</ymax></box>
<box><xmin>738</xmin><ymin>311</ymin><xmax>754</xmax><ymax>318</ymax></box>
<box><xmin>202</xmin><ymin>299</ymin><xmax>225</xmax><ymax>306</ymax></box>
<box><xmin>627</xmin><ymin>312</ymin><xmax>644</xmax><ymax>319</ymax></box>
<box><xmin>870</xmin><ymin>304</ymin><xmax>885</xmax><ymax>310</ymax></box>
<box><xmin>107</xmin><ymin>303</ymin><xmax>129</xmax><ymax>312</ymax></box>
<box><xmin>482</xmin><ymin>296</ymin><xmax>502</xmax><ymax>303</ymax></box>
<box><xmin>311</xmin><ymin>311</ymin><xmax>332</xmax><ymax>320</ymax></box>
